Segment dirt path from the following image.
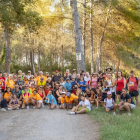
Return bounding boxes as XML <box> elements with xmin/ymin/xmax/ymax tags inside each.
<box><xmin>0</xmin><ymin>106</ymin><xmax>99</xmax><ymax>140</ymax></box>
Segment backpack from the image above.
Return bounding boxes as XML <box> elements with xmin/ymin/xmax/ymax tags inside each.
<box><xmin>105</xmin><ymin>98</ymin><xmax>113</xmax><ymax>103</ymax></box>
<box><xmin>126</xmin><ymin>77</ymin><xmax>138</xmax><ymax>90</ymax></box>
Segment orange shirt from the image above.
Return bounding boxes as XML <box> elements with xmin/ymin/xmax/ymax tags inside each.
<box><xmin>24</xmin><ymin>80</ymin><xmax>29</xmax><ymax>84</ymax></box>
<box><xmin>69</xmin><ymin>94</ymin><xmax>78</xmax><ymax>102</ymax></box>
<box><xmin>29</xmin><ymin>88</ymin><xmax>35</xmax><ymax>94</ymax></box>
<box><xmin>36</xmin><ymin>76</ymin><xmax>47</xmax><ymax>82</ymax></box>
<box><xmin>23</xmin><ymin>93</ymin><xmax>31</xmax><ymax>103</ymax></box>
<box><xmin>6</xmin><ymin>80</ymin><xmax>15</xmax><ymax>89</ymax></box>
<box><xmin>65</xmin><ymin>96</ymin><xmax>73</xmax><ymax>104</ymax></box>
<box><xmin>34</xmin><ymin>94</ymin><xmax>42</xmax><ymax>101</ymax></box>
<box><xmin>61</xmin><ymin>97</ymin><xmax>65</xmax><ymax>104</ymax></box>
<box><xmin>4</xmin><ymin>92</ymin><xmax>11</xmax><ymax>101</ymax></box>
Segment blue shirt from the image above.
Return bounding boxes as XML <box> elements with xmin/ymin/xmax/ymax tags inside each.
<box><xmin>64</xmin><ymin>82</ymin><xmax>72</xmax><ymax>91</ymax></box>
<box><xmin>120</xmin><ymin>94</ymin><xmax>135</xmax><ymax>105</ymax></box>
<box><xmin>78</xmin><ymin>80</ymin><xmax>86</xmax><ymax>91</ymax></box>
<box><xmin>71</xmin><ymin>81</ymin><xmax>76</xmax><ymax>86</ymax></box>
<box><xmin>46</xmin><ymin>94</ymin><xmax>57</xmax><ymax>105</ymax></box>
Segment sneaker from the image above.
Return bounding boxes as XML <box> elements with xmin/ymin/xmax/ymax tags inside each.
<box><xmin>69</xmin><ymin>112</ymin><xmax>76</xmax><ymax>115</ymax></box>
<box><xmin>128</xmin><ymin>113</ymin><xmax>131</xmax><ymax>116</ymax></box>
<box><xmin>113</xmin><ymin>112</ymin><xmax>116</xmax><ymax>115</ymax></box>
<box><xmin>16</xmin><ymin>108</ymin><xmax>19</xmax><ymax>110</ymax></box>
<box><xmin>27</xmin><ymin>106</ymin><xmax>29</xmax><ymax>109</ymax></box>
<box><xmin>33</xmin><ymin>106</ymin><xmax>36</xmax><ymax>109</ymax></box>
<box><xmin>8</xmin><ymin>108</ymin><xmax>12</xmax><ymax>110</ymax></box>
<box><xmin>1</xmin><ymin>108</ymin><xmax>6</xmax><ymax>111</ymax></box>
<box><xmin>42</xmin><ymin>103</ymin><xmax>44</xmax><ymax>108</ymax></box>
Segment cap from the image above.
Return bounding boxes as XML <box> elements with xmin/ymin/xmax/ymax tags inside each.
<box><xmin>66</xmin><ymin>92</ymin><xmax>71</xmax><ymax>96</ymax></box>
<box><xmin>103</xmin><ymin>75</ymin><xmax>106</xmax><ymax>78</ymax></box>
<box><xmin>28</xmin><ymin>70</ymin><xmax>31</xmax><ymax>73</ymax></box>
<box><xmin>46</xmin><ymin>83</ymin><xmax>50</xmax><ymax>86</ymax></box>
<box><xmin>46</xmin><ymin>72</ymin><xmax>49</xmax><ymax>74</ymax></box>
<box><xmin>73</xmin><ymin>69</ymin><xmax>76</xmax><ymax>71</ymax></box>
<box><xmin>107</xmin><ymin>91</ymin><xmax>112</xmax><ymax>95</ymax></box>
<box><xmin>66</xmin><ymin>72</ymin><xmax>69</xmax><ymax>74</ymax></box>
<box><xmin>55</xmin><ymin>70</ymin><xmax>59</xmax><ymax>73</ymax></box>
<box><xmin>66</xmin><ymin>77</ymin><xmax>70</xmax><ymax>80</ymax></box>
<box><xmin>62</xmin><ymin>91</ymin><xmax>66</xmax><ymax>94</ymax></box>
<box><xmin>106</xmin><ymin>67</ymin><xmax>112</xmax><ymax>71</ymax></box>
<box><xmin>40</xmin><ymin>77</ymin><xmax>44</xmax><ymax>80</ymax></box>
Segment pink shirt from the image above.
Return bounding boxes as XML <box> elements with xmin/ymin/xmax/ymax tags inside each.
<box><xmin>90</xmin><ymin>77</ymin><xmax>98</xmax><ymax>89</ymax></box>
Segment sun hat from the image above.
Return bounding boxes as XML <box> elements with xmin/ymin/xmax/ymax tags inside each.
<box><xmin>105</xmin><ymin>67</ymin><xmax>112</xmax><ymax>71</ymax></box>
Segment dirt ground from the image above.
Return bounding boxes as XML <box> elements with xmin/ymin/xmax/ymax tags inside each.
<box><xmin>0</xmin><ymin>106</ymin><xmax>99</xmax><ymax>140</ymax></box>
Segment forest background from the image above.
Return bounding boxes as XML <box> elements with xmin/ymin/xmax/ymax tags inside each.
<box><xmin>0</xmin><ymin>0</ymin><xmax>140</xmax><ymax>77</ymax></box>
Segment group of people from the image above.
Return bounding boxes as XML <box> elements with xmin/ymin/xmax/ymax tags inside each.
<box><xmin>0</xmin><ymin>67</ymin><xmax>139</xmax><ymax>116</ymax></box>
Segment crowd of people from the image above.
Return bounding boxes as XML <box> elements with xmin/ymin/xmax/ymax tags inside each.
<box><xmin>0</xmin><ymin>67</ymin><xmax>139</xmax><ymax>116</ymax></box>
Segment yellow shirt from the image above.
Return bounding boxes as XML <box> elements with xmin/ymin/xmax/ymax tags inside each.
<box><xmin>69</xmin><ymin>94</ymin><xmax>78</xmax><ymax>102</ymax></box>
<box><xmin>29</xmin><ymin>88</ymin><xmax>35</xmax><ymax>94</ymax></box>
<box><xmin>4</xmin><ymin>92</ymin><xmax>11</xmax><ymax>101</ymax></box>
<box><xmin>37</xmin><ymin>76</ymin><xmax>47</xmax><ymax>82</ymax></box>
<box><xmin>23</xmin><ymin>93</ymin><xmax>31</xmax><ymax>103</ymax></box>
<box><xmin>6</xmin><ymin>80</ymin><xmax>15</xmax><ymax>89</ymax></box>
<box><xmin>34</xmin><ymin>94</ymin><xmax>42</xmax><ymax>101</ymax></box>
<box><xmin>38</xmin><ymin>81</ymin><xmax>46</xmax><ymax>87</ymax></box>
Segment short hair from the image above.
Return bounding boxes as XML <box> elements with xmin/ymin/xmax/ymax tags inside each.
<box><xmin>99</xmin><ymin>71</ymin><xmax>102</xmax><ymax>74</ymax></box>
<box><xmin>122</xmin><ymin>88</ymin><xmax>127</xmax><ymax>92</ymax></box>
<box><xmin>80</xmin><ymin>94</ymin><xmax>85</xmax><ymax>97</ymax></box>
<box><xmin>107</xmin><ymin>73</ymin><xmax>112</xmax><ymax>76</ymax></box>
<box><xmin>130</xmin><ymin>71</ymin><xmax>134</xmax><ymax>74</ymax></box>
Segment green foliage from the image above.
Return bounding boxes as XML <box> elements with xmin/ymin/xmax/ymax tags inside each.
<box><xmin>0</xmin><ymin>44</ymin><xmax>5</xmax><ymax>65</ymax></box>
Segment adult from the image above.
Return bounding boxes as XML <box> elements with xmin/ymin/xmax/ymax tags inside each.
<box><xmin>89</xmin><ymin>73</ymin><xmax>98</xmax><ymax>89</ymax></box>
<box><xmin>18</xmin><ymin>70</ymin><xmax>24</xmax><ymax>80</ymax></box>
<box><xmin>52</xmin><ymin>70</ymin><xmax>61</xmax><ymax>90</ymax></box>
<box><xmin>126</xmin><ymin>71</ymin><xmax>139</xmax><ymax>107</ymax></box>
<box><xmin>6</xmin><ymin>74</ymin><xmax>15</xmax><ymax>90</ymax></box>
<box><xmin>24</xmin><ymin>76</ymin><xmax>29</xmax><ymax>84</ymax></box>
<box><xmin>13</xmin><ymin>74</ymin><xmax>18</xmax><ymax>83</ymax></box>
<box><xmin>12</xmin><ymin>85</ymin><xmax>22</xmax><ymax>106</ymax></box>
<box><xmin>64</xmin><ymin>72</ymin><xmax>71</xmax><ymax>81</ymax></box>
<box><xmin>71</xmin><ymin>69</ymin><xmax>77</xmax><ymax>79</ymax></box>
<box><xmin>22</xmin><ymin>84</ymin><xmax>32</xmax><ymax>95</ymax></box>
<box><xmin>36</xmin><ymin>71</ymin><xmax>47</xmax><ymax>83</ymax></box>
<box><xmin>56</xmin><ymin>85</ymin><xmax>65</xmax><ymax>104</ymax></box>
<box><xmin>45</xmin><ymin>83</ymin><xmax>51</xmax><ymax>97</ymax></box>
<box><xmin>98</xmin><ymin>71</ymin><xmax>104</xmax><ymax>87</ymax></box>
<box><xmin>106</xmin><ymin>67</ymin><xmax>112</xmax><ymax>74</ymax></box>
<box><xmin>78</xmin><ymin>76</ymin><xmax>87</xmax><ymax>93</ymax></box>
<box><xmin>38</xmin><ymin>85</ymin><xmax>45</xmax><ymax>102</ymax></box>
<box><xmin>0</xmin><ymin>88</ymin><xmax>7</xmax><ymax>111</ymax></box>
<box><xmin>64</xmin><ymin>78</ymin><xmax>72</xmax><ymax>92</ymax></box>
<box><xmin>37</xmin><ymin>77</ymin><xmax>46</xmax><ymax>88</ymax></box>
<box><xmin>28</xmin><ymin>76</ymin><xmax>36</xmax><ymax>88</ymax></box>
<box><xmin>29</xmin><ymin>83</ymin><xmax>35</xmax><ymax>94</ymax></box>
<box><xmin>84</xmin><ymin>72</ymin><xmax>90</xmax><ymax>87</ymax></box>
<box><xmin>118</xmin><ymin>88</ymin><xmax>135</xmax><ymax>116</ymax></box>
<box><xmin>76</xmin><ymin>74</ymin><xmax>80</xmax><ymax>83</ymax></box>
<box><xmin>45</xmin><ymin>72</ymin><xmax>49</xmax><ymax>80</ymax></box>
<box><xmin>69</xmin><ymin>94</ymin><xmax>91</xmax><ymax>115</ymax></box>
<box><xmin>46</xmin><ymin>77</ymin><xmax>52</xmax><ymax>88</ymax></box>
<box><xmin>59</xmin><ymin>77</ymin><xmax>65</xmax><ymax>87</ymax></box>
<box><xmin>27</xmin><ymin>70</ymin><xmax>31</xmax><ymax>80</ymax></box>
<box><xmin>3</xmin><ymin>73</ymin><xmax>8</xmax><ymax>82</ymax></box>
<box><xmin>116</xmin><ymin>71</ymin><xmax>126</xmax><ymax>102</ymax></box>
<box><xmin>0</xmin><ymin>72</ymin><xmax>5</xmax><ymax>92</ymax></box>
<box><xmin>107</xmin><ymin>73</ymin><xmax>116</xmax><ymax>101</ymax></box>
<box><xmin>17</xmin><ymin>75</ymin><xmax>25</xmax><ymax>90</ymax></box>
<box><xmin>84</xmin><ymin>88</ymin><xmax>91</xmax><ymax>98</ymax></box>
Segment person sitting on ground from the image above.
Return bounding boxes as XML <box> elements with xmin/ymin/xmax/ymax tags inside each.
<box><xmin>22</xmin><ymin>88</ymin><xmax>31</xmax><ymax>109</ymax></box>
<box><xmin>69</xmin><ymin>94</ymin><xmax>91</xmax><ymax>115</ymax></box>
<box><xmin>37</xmin><ymin>77</ymin><xmax>46</xmax><ymax>89</ymax></box>
<box><xmin>78</xmin><ymin>76</ymin><xmax>87</xmax><ymax>93</ymax></box>
<box><xmin>6</xmin><ymin>74</ymin><xmax>15</xmax><ymax>91</ymax></box>
<box><xmin>8</xmin><ymin>94</ymin><xmax>20</xmax><ymax>110</ymax></box>
<box><xmin>89</xmin><ymin>89</ymin><xmax>97</xmax><ymax>106</ymax></box>
<box><xmin>46</xmin><ymin>90</ymin><xmax>57</xmax><ymax>110</ymax></box>
<box><xmin>17</xmin><ymin>75</ymin><xmax>25</xmax><ymax>90</ymax></box>
<box><xmin>0</xmin><ymin>88</ymin><xmax>8</xmax><ymax>111</ymax></box>
<box><xmin>118</xmin><ymin>88</ymin><xmax>135</xmax><ymax>116</ymax></box>
<box><xmin>45</xmin><ymin>83</ymin><xmax>52</xmax><ymax>98</ymax></box>
<box><xmin>56</xmin><ymin>85</ymin><xmax>65</xmax><ymax>105</ymax></box>
<box><xmin>59</xmin><ymin>92</ymin><xmax>66</xmax><ymax>109</ymax></box>
<box><xmin>103</xmin><ymin>91</ymin><xmax>117</xmax><ymax>115</ymax></box>
<box><xmin>22</xmin><ymin>84</ymin><xmax>32</xmax><ymax>95</ymax></box>
<box><xmin>97</xmin><ymin>82</ymin><xmax>102</xmax><ymax>91</ymax></box>
<box><xmin>84</xmin><ymin>88</ymin><xmax>91</xmax><ymax>98</ymax></box>
<box><xmin>24</xmin><ymin>76</ymin><xmax>29</xmax><ymax>84</ymax></box>
<box><xmin>65</xmin><ymin>92</ymin><xmax>78</xmax><ymax>110</ymax></box>
<box><xmin>28</xmin><ymin>76</ymin><xmax>35</xmax><ymax>88</ymax></box>
<box><xmin>38</xmin><ymin>86</ymin><xmax>45</xmax><ymax>104</ymax></box>
<box><xmin>4</xmin><ymin>87</ymin><xmax>11</xmax><ymax>103</ymax></box>
<box><xmin>64</xmin><ymin>78</ymin><xmax>72</xmax><ymax>92</ymax></box>
<box><xmin>31</xmin><ymin>90</ymin><xmax>43</xmax><ymax>109</ymax></box>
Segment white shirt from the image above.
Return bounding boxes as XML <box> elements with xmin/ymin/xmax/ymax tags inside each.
<box><xmin>79</xmin><ymin>99</ymin><xmax>91</xmax><ymax>111</ymax></box>
<box><xmin>84</xmin><ymin>76</ymin><xmax>90</xmax><ymax>85</ymax></box>
<box><xmin>104</xmin><ymin>98</ymin><xmax>114</xmax><ymax>108</ymax></box>
<box><xmin>27</xmin><ymin>75</ymin><xmax>31</xmax><ymax>80</ymax></box>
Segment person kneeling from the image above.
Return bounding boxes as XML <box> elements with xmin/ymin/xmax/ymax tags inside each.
<box><xmin>69</xmin><ymin>94</ymin><xmax>91</xmax><ymax>115</ymax></box>
<box><xmin>59</xmin><ymin>92</ymin><xmax>66</xmax><ymax>109</ymax></box>
<box><xmin>103</xmin><ymin>91</ymin><xmax>117</xmax><ymax>115</ymax></box>
<box><xmin>118</xmin><ymin>88</ymin><xmax>135</xmax><ymax>116</ymax></box>
<box><xmin>46</xmin><ymin>90</ymin><xmax>57</xmax><ymax>110</ymax></box>
<box><xmin>8</xmin><ymin>94</ymin><xmax>20</xmax><ymax>110</ymax></box>
<box><xmin>31</xmin><ymin>90</ymin><xmax>43</xmax><ymax>109</ymax></box>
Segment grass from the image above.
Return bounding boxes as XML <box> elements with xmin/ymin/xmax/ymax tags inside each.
<box><xmin>89</xmin><ymin>97</ymin><xmax>140</xmax><ymax>140</ymax></box>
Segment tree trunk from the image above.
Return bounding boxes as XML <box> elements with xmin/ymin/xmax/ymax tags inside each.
<box><xmin>32</xmin><ymin>49</ymin><xmax>35</xmax><ymax>74</ymax></box>
<box><xmin>4</xmin><ymin>26</ymin><xmax>11</xmax><ymax>73</ymax></box>
<box><xmin>82</xmin><ymin>0</ymin><xmax>86</xmax><ymax>60</ymax></box>
<box><xmin>62</xmin><ymin>45</ymin><xmax>64</xmax><ymax>77</ymax></box>
<box><xmin>96</xmin><ymin>44</ymin><xmax>99</xmax><ymax>73</ymax></box>
<box><xmin>90</xmin><ymin>0</ymin><xmax>94</xmax><ymax>73</ymax></box>
<box><xmin>26</xmin><ymin>51</ymin><xmax>28</xmax><ymax>71</ymax></box>
<box><xmin>70</xmin><ymin>0</ymin><xmax>86</xmax><ymax>72</ymax></box>
<box><xmin>38</xmin><ymin>47</ymin><xmax>41</xmax><ymax>71</ymax></box>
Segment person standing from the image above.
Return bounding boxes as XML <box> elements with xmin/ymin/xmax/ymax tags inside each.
<box><xmin>115</xmin><ymin>71</ymin><xmax>126</xmax><ymax>102</ymax></box>
<box><xmin>89</xmin><ymin>73</ymin><xmax>98</xmax><ymax>89</ymax></box>
<box><xmin>126</xmin><ymin>71</ymin><xmax>139</xmax><ymax>107</ymax></box>
<box><xmin>71</xmin><ymin>69</ymin><xmax>77</xmax><ymax>79</ymax></box>
<box><xmin>64</xmin><ymin>72</ymin><xmax>71</xmax><ymax>80</ymax></box>
<box><xmin>84</xmin><ymin>72</ymin><xmax>90</xmax><ymax>87</ymax></box>
<box><xmin>0</xmin><ymin>72</ymin><xmax>5</xmax><ymax>93</ymax></box>
<box><xmin>52</xmin><ymin>70</ymin><xmax>61</xmax><ymax>90</ymax></box>
<box><xmin>27</xmin><ymin>70</ymin><xmax>31</xmax><ymax>80</ymax></box>
<box><xmin>97</xmin><ymin>71</ymin><xmax>104</xmax><ymax>87</ymax></box>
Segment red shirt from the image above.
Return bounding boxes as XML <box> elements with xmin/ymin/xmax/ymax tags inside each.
<box><xmin>72</xmin><ymin>90</ymin><xmax>76</xmax><ymax>95</ymax></box>
<box><xmin>116</xmin><ymin>77</ymin><xmax>124</xmax><ymax>91</ymax></box>
<box><xmin>45</xmin><ymin>88</ymin><xmax>51</xmax><ymax>96</ymax></box>
<box><xmin>126</xmin><ymin>77</ymin><xmax>138</xmax><ymax>92</ymax></box>
<box><xmin>0</xmin><ymin>77</ymin><xmax>5</xmax><ymax>89</ymax></box>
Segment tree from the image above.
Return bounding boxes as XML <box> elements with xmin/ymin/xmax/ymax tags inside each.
<box><xmin>70</xmin><ymin>0</ymin><xmax>86</xmax><ymax>72</ymax></box>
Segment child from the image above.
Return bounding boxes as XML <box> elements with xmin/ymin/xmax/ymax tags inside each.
<box><xmin>96</xmin><ymin>88</ymin><xmax>102</xmax><ymax>108</ymax></box>
<box><xmin>32</xmin><ymin>90</ymin><xmax>43</xmax><ymax>109</ymax></box>
<box><xmin>22</xmin><ymin>88</ymin><xmax>31</xmax><ymax>109</ymax></box>
<box><xmin>89</xmin><ymin>89</ymin><xmax>97</xmax><ymax>105</ymax></box>
<box><xmin>8</xmin><ymin>94</ymin><xmax>20</xmax><ymax>110</ymax></box>
<box><xmin>59</xmin><ymin>92</ymin><xmax>66</xmax><ymax>109</ymax></box>
<box><xmin>103</xmin><ymin>91</ymin><xmax>117</xmax><ymax>115</ymax></box>
<box><xmin>4</xmin><ymin>87</ymin><xmax>11</xmax><ymax>103</ymax></box>
<box><xmin>46</xmin><ymin>90</ymin><xmax>57</xmax><ymax>110</ymax></box>
<box><xmin>97</xmin><ymin>82</ymin><xmax>102</xmax><ymax>90</ymax></box>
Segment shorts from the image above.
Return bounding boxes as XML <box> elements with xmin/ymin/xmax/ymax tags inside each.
<box><xmin>60</xmin><ymin>103</ymin><xmax>65</xmax><ymax>107</ymax></box>
<box><xmin>38</xmin><ymin>100</ymin><xmax>43</xmax><ymax>103</ymax></box>
<box><xmin>69</xmin><ymin>104</ymin><xmax>73</xmax><ymax>106</ymax></box>
<box><xmin>116</xmin><ymin>91</ymin><xmax>122</xmax><ymax>95</ymax></box>
<box><xmin>1</xmin><ymin>89</ymin><xmax>4</xmax><ymax>93</ymax></box>
<box><xmin>107</xmin><ymin>105</ymin><xmax>113</xmax><ymax>110</ymax></box>
<box><xmin>78</xmin><ymin>107</ymin><xmax>89</xmax><ymax>113</ymax></box>
<box><xmin>130</xmin><ymin>104</ymin><xmax>135</xmax><ymax>109</ymax></box>
<box><xmin>129</xmin><ymin>90</ymin><xmax>138</xmax><ymax>97</ymax></box>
